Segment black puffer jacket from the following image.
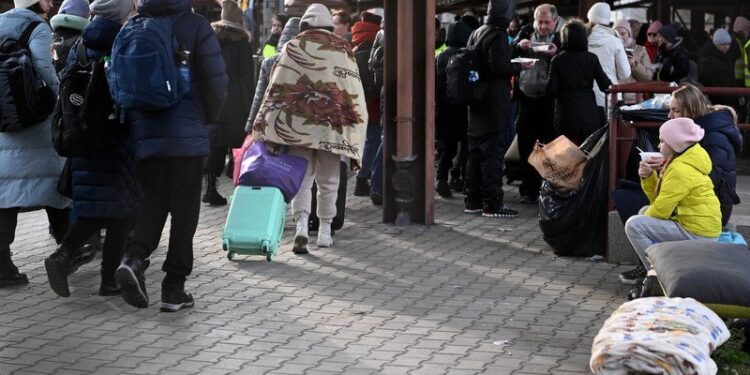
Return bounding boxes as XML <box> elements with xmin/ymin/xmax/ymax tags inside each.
<box><xmin>466</xmin><ymin>0</ymin><xmax>521</xmax><ymax>137</ymax></box>
<box><xmin>210</xmin><ymin>23</ymin><xmax>253</xmax><ymax>148</ymax></box>
<box><xmin>657</xmin><ymin>39</ymin><xmax>690</xmax><ymax>82</ymax></box>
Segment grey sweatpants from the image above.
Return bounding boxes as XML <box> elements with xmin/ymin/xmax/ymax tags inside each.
<box><xmin>624</xmin><ymin>206</ymin><xmax>717</xmax><ymax>268</ymax></box>
<box><xmin>289</xmin><ymin>147</ymin><xmax>341</xmax><ymax>222</ymax></box>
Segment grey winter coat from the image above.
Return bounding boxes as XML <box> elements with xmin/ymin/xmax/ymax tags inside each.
<box><xmin>0</xmin><ymin>8</ymin><xmax>69</xmax><ymax>209</ymax></box>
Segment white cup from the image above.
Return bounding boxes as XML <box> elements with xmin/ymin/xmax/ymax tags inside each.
<box><xmin>640</xmin><ymin>152</ymin><xmax>664</xmax><ymax>163</ymax></box>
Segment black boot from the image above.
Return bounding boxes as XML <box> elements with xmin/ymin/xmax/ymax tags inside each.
<box><xmin>0</xmin><ymin>245</ymin><xmax>28</xmax><ymax>288</ymax></box>
<box><xmin>115</xmin><ymin>254</ymin><xmax>150</xmax><ymax>308</ymax></box>
<box><xmin>354</xmin><ymin>176</ymin><xmax>370</xmax><ymax>196</ymax></box>
<box><xmin>436</xmin><ymin>180</ymin><xmax>452</xmax><ymax>198</ymax></box>
<box><xmin>44</xmin><ymin>244</ymin><xmax>97</xmax><ymax>297</ymax></box>
<box><xmin>202</xmin><ymin>174</ymin><xmax>227</xmax><ymax>206</ymax></box>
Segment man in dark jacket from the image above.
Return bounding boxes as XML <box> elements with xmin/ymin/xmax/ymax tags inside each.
<box><xmin>352</xmin><ymin>11</ymin><xmax>383</xmax><ymax>197</ymax></box>
<box><xmin>116</xmin><ymin>0</ymin><xmax>229</xmax><ymax>312</ymax></box>
<box><xmin>435</xmin><ymin>20</ymin><xmax>472</xmax><ymax>198</ymax></box>
<box><xmin>511</xmin><ymin>3</ymin><xmax>561</xmax><ymax>204</ymax></box>
<box><xmin>656</xmin><ymin>24</ymin><xmax>691</xmax><ymax>83</ymax></box>
<box><xmin>464</xmin><ymin>0</ymin><xmax>527</xmax><ymax>218</ymax></box>
<box><xmin>699</xmin><ymin>29</ymin><xmax>740</xmax><ymax>108</ymax></box>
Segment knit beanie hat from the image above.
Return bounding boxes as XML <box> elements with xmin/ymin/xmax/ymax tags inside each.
<box><xmin>713</xmin><ymin>28</ymin><xmax>732</xmax><ymax>46</ymax></box>
<box><xmin>658</xmin><ymin>24</ymin><xmax>678</xmax><ymax>44</ymax></box>
<box><xmin>587</xmin><ymin>2</ymin><xmax>611</xmax><ymax>26</ymax></box>
<box><xmin>361</xmin><ymin>11</ymin><xmax>382</xmax><ymax>26</ymax></box>
<box><xmin>90</xmin><ymin>0</ymin><xmax>133</xmax><ymax>23</ymax></box>
<box><xmin>217</xmin><ymin>0</ymin><xmax>245</xmax><ymax>29</ymax></box>
<box><xmin>14</xmin><ymin>0</ymin><xmax>41</xmax><ymax>9</ymax></box>
<box><xmin>300</xmin><ymin>3</ymin><xmax>334</xmax><ymax>29</ymax></box>
<box><xmin>646</xmin><ymin>20</ymin><xmax>663</xmax><ymax>35</ymax></box>
<box><xmin>734</xmin><ymin>16</ymin><xmax>750</xmax><ymax>33</ymax></box>
<box><xmin>659</xmin><ymin>117</ymin><xmax>705</xmax><ymax>153</ymax></box>
<box><xmin>59</xmin><ymin>0</ymin><xmax>91</xmax><ymax>19</ymax></box>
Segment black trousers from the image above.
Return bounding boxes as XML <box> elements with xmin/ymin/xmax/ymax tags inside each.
<box><xmin>205</xmin><ymin>147</ymin><xmax>227</xmax><ymax>176</ymax></box>
<box><xmin>127</xmin><ymin>157</ymin><xmax>204</xmax><ymax>286</ymax></box>
<box><xmin>516</xmin><ymin>94</ymin><xmax>556</xmax><ymax>199</ymax></box>
<box><xmin>0</xmin><ymin>207</ymin><xmax>70</xmax><ymax>246</ymax></box>
<box><xmin>63</xmin><ymin>217</ymin><xmax>134</xmax><ymax>276</ymax></box>
<box><xmin>465</xmin><ymin>131</ymin><xmax>507</xmax><ymax>204</ymax></box>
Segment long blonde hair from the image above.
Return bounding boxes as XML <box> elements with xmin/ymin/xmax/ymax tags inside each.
<box><xmin>671</xmin><ymin>84</ymin><xmax>709</xmax><ymax>119</ymax></box>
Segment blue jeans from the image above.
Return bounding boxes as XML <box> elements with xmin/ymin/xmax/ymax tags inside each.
<box><xmin>370</xmin><ymin>139</ymin><xmax>384</xmax><ymax>196</ymax></box>
<box><xmin>357</xmin><ymin>121</ymin><xmax>383</xmax><ymax>179</ymax></box>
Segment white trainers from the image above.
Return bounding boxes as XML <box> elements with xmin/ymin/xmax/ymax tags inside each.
<box><xmin>292</xmin><ymin>215</ymin><xmax>309</xmax><ymax>254</ymax></box>
<box><xmin>316</xmin><ymin>220</ymin><xmax>333</xmax><ymax>248</ymax></box>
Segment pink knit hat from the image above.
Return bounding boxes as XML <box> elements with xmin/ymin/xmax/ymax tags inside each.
<box><xmin>734</xmin><ymin>16</ymin><xmax>750</xmax><ymax>33</ymax></box>
<box><xmin>659</xmin><ymin>118</ymin><xmax>704</xmax><ymax>153</ymax></box>
<box><xmin>646</xmin><ymin>20</ymin><xmax>663</xmax><ymax>34</ymax></box>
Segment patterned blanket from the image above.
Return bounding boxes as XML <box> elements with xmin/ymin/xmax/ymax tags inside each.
<box><xmin>252</xmin><ymin>29</ymin><xmax>368</xmax><ymax>161</ymax></box>
<box><xmin>590</xmin><ymin>297</ymin><xmax>729</xmax><ymax>375</ymax></box>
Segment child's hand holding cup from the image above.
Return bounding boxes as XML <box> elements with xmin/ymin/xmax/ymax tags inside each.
<box><xmin>638</xmin><ymin>152</ymin><xmax>664</xmax><ymax>178</ymax></box>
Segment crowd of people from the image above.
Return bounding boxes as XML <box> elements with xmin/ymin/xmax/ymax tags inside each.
<box><xmin>0</xmin><ymin>0</ymin><xmax>748</xmax><ymax>314</ymax></box>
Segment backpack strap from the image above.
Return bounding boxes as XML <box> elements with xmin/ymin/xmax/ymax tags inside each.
<box><xmin>18</xmin><ymin>21</ymin><xmax>43</xmax><ymax>50</ymax></box>
<box><xmin>74</xmin><ymin>38</ymin><xmax>88</xmax><ymax>65</ymax></box>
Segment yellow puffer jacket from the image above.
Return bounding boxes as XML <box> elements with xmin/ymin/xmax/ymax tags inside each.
<box><xmin>641</xmin><ymin>143</ymin><xmax>721</xmax><ymax>238</ymax></box>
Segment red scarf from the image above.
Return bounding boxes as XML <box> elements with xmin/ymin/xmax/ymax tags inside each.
<box><xmin>645</xmin><ymin>41</ymin><xmax>659</xmax><ymax>63</ymax></box>
<box><xmin>351</xmin><ymin>21</ymin><xmax>380</xmax><ymax>47</ymax></box>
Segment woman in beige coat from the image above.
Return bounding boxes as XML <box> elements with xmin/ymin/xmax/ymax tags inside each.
<box><xmin>613</xmin><ymin>19</ymin><xmax>653</xmax><ymax>103</ymax></box>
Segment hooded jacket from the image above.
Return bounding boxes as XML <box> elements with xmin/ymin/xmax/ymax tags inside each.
<box><xmin>50</xmin><ymin>14</ymin><xmax>89</xmax><ymax>73</ymax></box>
<box><xmin>210</xmin><ymin>21</ymin><xmax>253</xmax><ymax>148</ymax></box>
<box><xmin>66</xmin><ymin>17</ymin><xmax>143</xmax><ymax>219</ymax></box>
<box><xmin>0</xmin><ymin>8</ymin><xmax>69</xmax><ymax>210</ymax></box>
<box><xmin>245</xmin><ymin>17</ymin><xmax>300</xmax><ymax>132</ymax></box>
<box><xmin>641</xmin><ymin>143</ymin><xmax>721</xmax><ymax>238</ymax></box>
<box><xmin>466</xmin><ymin>0</ymin><xmax>521</xmax><ymax>136</ymax></box>
<box><xmin>588</xmin><ymin>24</ymin><xmax>631</xmax><ymax>106</ymax></box>
<box><xmin>127</xmin><ymin>0</ymin><xmax>229</xmax><ymax>161</ymax></box>
<box><xmin>435</xmin><ymin>21</ymin><xmax>472</xmax><ymax>141</ymax></box>
<box><xmin>696</xmin><ymin>108</ymin><xmax>743</xmax><ymax>190</ymax></box>
<box><xmin>352</xmin><ymin>19</ymin><xmax>381</xmax><ymax>121</ymax></box>
<box><xmin>547</xmin><ymin>21</ymin><xmax>611</xmax><ymax>141</ymax></box>
<box><xmin>511</xmin><ymin>17</ymin><xmax>563</xmax><ymax>98</ymax></box>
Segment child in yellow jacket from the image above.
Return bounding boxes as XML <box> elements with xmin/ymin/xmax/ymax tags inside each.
<box><xmin>620</xmin><ymin>117</ymin><xmax>721</xmax><ymax>285</ymax></box>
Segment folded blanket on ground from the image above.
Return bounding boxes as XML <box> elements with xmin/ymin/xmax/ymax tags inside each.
<box><xmin>590</xmin><ymin>297</ymin><xmax>729</xmax><ymax>375</ymax></box>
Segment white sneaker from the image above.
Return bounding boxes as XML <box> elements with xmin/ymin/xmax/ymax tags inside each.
<box><xmin>316</xmin><ymin>221</ymin><xmax>333</xmax><ymax>248</ymax></box>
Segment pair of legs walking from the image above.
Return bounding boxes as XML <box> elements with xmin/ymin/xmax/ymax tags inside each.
<box><xmin>45</xmin><ymin>217</ymin><xmax>133</xmax><ymax>297</ymax></box>
<box><xmin>355</xmin><ymin>121</ymin><xmax>382</xmax><ymax>197</ymax></box>
<box><xmin>117</xmin><ymin>157</ymin><xmax>203</xmax><ymax>312</ymax></box>
<box><xmin>464</xmin><ymin>132</ymin><xmax>517</xmax><ymax>218</ymax></box>
<box><xmin>289</xmin><ymin>148</ymin><xmax>341</xmax><ymax>254</ymax></box>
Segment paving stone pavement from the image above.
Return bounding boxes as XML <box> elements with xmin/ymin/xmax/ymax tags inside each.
<box><xmin>0</xmin><ymin>176</ymin><xmax>632</xmax><ymax>374</ymax></box>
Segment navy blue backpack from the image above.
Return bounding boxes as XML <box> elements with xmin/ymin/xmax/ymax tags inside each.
<box><xmin>107</xmin><ymin>13</ymin><xmax>190</xmax><ymax>111</ymax></box>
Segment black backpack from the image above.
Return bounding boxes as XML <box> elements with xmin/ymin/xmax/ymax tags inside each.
<box><xmin>445</xmin><ymin>35</ymin><xmax>487</xmax><ymax>107</ymax></box>
<box><xmin>52</xmin><ymin>41</ymin><xmax>119</xmax><ymax>157</ymax></box>
<box><xmin>0</xmin><ymin>21</ymin><xmax>56</xmax><ymax>132</ymax></box>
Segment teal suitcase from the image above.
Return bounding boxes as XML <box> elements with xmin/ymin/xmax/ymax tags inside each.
<box><xmin>222</xmin><ymin>186</ymin><xmax>286</xmax><ymax>261</ymax></box>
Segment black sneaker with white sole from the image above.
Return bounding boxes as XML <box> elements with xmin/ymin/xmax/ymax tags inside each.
<box><xmin>619</xmin><ymin>265</ymin><xmax>647</xmax><ymax>285</ymax></box>
<box><xmin>160</xmin><ymin>288</ymin><xmax>194</xmax><ymax>312</ymax></box>
<box><xmin>115</xmin><ymin>255</ymin><xmax>149</xmax><ymax>308</ymax></box>
<box><xmin>464</xmin><ymin>197</ymin><xmax>482</xmax><ymax>214</ymax></box>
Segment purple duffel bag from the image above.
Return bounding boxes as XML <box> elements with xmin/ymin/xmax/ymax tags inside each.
<box><xmin>239</xmin><ymin>142</ymin><xmax>308</xmax><ymax>203</ymax></box>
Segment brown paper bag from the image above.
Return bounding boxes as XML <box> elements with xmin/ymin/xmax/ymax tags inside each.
<box><xmin>527</xmin><ymin>135</ymin><xmax>587</xmax><ymax>190</ymax></box>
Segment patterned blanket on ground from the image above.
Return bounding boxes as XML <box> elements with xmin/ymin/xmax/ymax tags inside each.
<box><xmin>590</xmin><ymin>297</ymin><xmax>729</xmax><ymax>375</ymax></box>
<box><xmin>252</xmin><ymin>29</ymin><xmax>368</xmax><ymax>161</ymax></box>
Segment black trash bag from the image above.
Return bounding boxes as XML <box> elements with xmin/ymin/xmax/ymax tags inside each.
<box><xmin>625</xmin><ymin>127</ymin><xmax>660</xmax><ymax>181</ymax></box>
<box><xmin>539</xmin><ymin>126</ymin><xmax>608</xmax><ymax>257</ymax></box>
<box><xmin>617</xmin><ymin>109</ymin><xmax>670</xmax><ymax>123</ymax></box>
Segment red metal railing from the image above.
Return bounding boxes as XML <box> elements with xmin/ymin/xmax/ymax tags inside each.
<box><xmin>608</xmin><ymin>82</ymin><xmax>750</xmax><ymax>211</ymax></box>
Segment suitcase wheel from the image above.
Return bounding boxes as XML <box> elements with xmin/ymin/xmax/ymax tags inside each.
<box><xmin>266</xmin><ymin>252</ymin><xmax>272</xmax><ymax>262</ymax></box>
<box><xmin>227</xmin><ymin>251</ymin><xmax>236</xmax><ymax>261</ymax></box>
<box><xmin>262</xmin><ymin>241</ymin><xmax>271</xmax><ymax>262</ymax></box>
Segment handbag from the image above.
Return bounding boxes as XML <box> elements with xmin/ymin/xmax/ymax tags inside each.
<box><xmin>528</xmin><ymin>135</ymin><xmax>588</xmax><ymax>191</ymax></box>
<box><xmin>238</xmin><ymin>142</ymin><xmax>308</xmax><ymax>203</ymax></box>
